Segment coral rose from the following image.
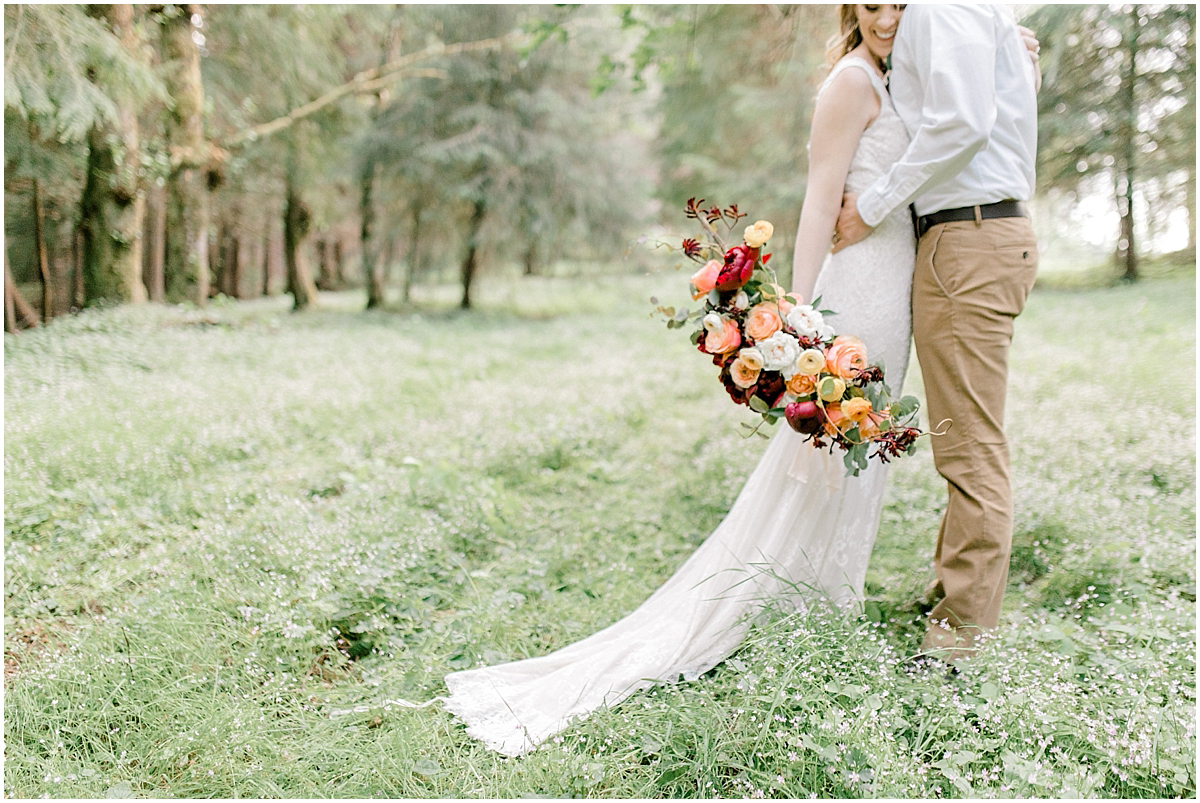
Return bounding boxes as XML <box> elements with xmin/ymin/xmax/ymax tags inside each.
<box><xmin>743</xmin><ymin>220</ymin><xmax>774</xmax><ymax>249</ymax></box>
<box><xmin>729</xmin><ymin>356</ymin><xmax>761</xmax><ymax>389</ymax></box>
<box><xmin>858</xmin><ymin>410</ymin><xmax>887</xmax><ymax>440</ymax></box>
<box><xmin>744</xmin><ymin>303</ymin><xmax>783</xmax><ymax>342</ymax></box>
<box><xmin>825</xmin><ymin>335</ymin><xmax>869</xmax><ymax>379</ymax></box>
<box><xmin>690</xmin><ymin>259</ymin><xmax>721</xmax><ymax>300</ymax></box>
<box><xmin>702</xmin><ymin>313</ymin><xmax>742</xmax><ymax>355</ymax></box>
<box><xmin>822</xmin><ymin>403</ymin><xmax>852</xmax><ymax>437</ymax></box>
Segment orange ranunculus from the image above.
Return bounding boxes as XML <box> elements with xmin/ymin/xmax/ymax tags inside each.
<box><xmin>824</xmin><ymin>335</ymin><xmax>869</xmax><ymax>379</ymax></box>
<box><xmin>744</xmin><ymin>303</ymin><xmax>783</xmax><ymax>342</ymax></box>
<box><xmin>786</xmin><ymin>371</ymin><xmax>816</xmax><ymax>397</ymax></box>
<box><xmin>691</xmin><ymin>259</ymin><xmax>722</xmax><ymax>300</ymax></box>
<box><xmin>703</xmin><ymin>315</ymin><xmax>742</xmax><ymax>355</ymax></box>
<box><xmin>841</xmin><ymin>396</ymin><xmax>873</xmax><ymax>425</ymax></box>
<box><xmin>729</xmin><ymin>356</ymin><xmax>761</xmax><ymax>389</ymax></box>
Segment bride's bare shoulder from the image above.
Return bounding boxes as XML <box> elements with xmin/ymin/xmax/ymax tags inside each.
<box><xmin>814</xmin><ymin>58</ymin><xmax>879</xmax><ymax>123</ymax></box>
<box><xmin>823</xmin><ymin>56</ymin><xmax>879</xmax><ymax>98</ymax></box>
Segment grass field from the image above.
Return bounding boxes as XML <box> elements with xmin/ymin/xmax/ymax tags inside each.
<box><xmin>4</xmin><ymin>270</ymin><xmax>1195</xmax><ymax>798</ymax></box>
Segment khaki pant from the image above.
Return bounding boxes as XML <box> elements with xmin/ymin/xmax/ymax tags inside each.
<box><xmin>912</xmin><ymin>215</ymin><xmax>1039</xmax><ymax>659</ymax></box>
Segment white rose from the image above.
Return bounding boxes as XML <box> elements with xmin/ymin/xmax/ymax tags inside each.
<box><xmin>784</xmin><ymin>304</ymin><xmax>826</xmax><ymax>339</ymax></box>
<box><xmin>703</xmin><ymin>312</ymin><xmax>725</xmax><ymax>335</ymax></box>
<box><xmin>817</xmin><ymin>323</ymin><xmax>836</xmax><ymax>342</ymax></box>
<box><xmin>732</xmin><ymin>290</ymin><xmax>750</xmax><ymax>311</ymax></box>
<box><xmin>758</xmin><ymin>331</ymin><xmax>801</xmax><ymax>373</ymax></box>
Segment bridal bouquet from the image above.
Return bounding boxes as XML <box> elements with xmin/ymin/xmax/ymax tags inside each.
<box><xmin>654</xmin><ymin>199</ymin><xmax>922</xmax><ymax>475</ymax></box>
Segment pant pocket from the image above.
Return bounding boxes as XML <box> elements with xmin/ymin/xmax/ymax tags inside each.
<box><xmin>994</xmin><ymin>243</ymin><xmax>1039</xmax><ymax>317</ymax></box>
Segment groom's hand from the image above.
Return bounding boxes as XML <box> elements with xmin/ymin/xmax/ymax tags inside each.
<box><xmin>832</xmin><ymin>193</ymin><xmax>873</xmax><ymax>254</ymax></box>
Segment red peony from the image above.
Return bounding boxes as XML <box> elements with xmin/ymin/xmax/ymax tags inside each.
<box><xmin>785</xmin><ymin>400</ymin><xmax>824</xmax><ymax>435</ymax></box>
<box><xmin>716</xmin><ymin>244</ymin><xmax>759</xmax><ymax>292</ymax></box>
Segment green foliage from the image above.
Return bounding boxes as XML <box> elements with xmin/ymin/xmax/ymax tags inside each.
<box><xmin>361</xmin><ymin>5</ymin><xmax>650</xmax><ymax>276</ymax></box>
<box><xmin>4</xmin><ymin>4</ymin><xmax>163</xmax><ymax>143</ymax></box>
<box><xmin>636</xmin><ymin>5</ymin><xmax>833</xmax><ymax>281</ymax></box>
<box><xmin>1028</xmin><ymin>4</ymin><xmax>1196</xmax><ymax>267</ymax></box>
<box><xmin>3</xmin><ymin>273</ymin><xmax>1194</xmax><ymax>798</ymax></box>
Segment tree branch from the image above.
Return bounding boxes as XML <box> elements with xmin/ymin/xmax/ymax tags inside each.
<box><xmin>220</xmin><ymin>32</ymin><xmax>525</xmax><ymax>150</ymax></box>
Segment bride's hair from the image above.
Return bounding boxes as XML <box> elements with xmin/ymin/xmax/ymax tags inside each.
<box><xmin>825</xmin><ymin>4</ymin><xmax>863</xmax><ymax>66</ymax></box>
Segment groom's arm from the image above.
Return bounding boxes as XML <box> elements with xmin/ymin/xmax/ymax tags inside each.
<box><xmin>835</xmin><ymin>8</ymin><xmax>1000</xmax><ymax>248</ymax></box>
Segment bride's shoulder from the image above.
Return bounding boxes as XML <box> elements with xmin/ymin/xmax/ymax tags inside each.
<box><xmin>816</xmin><ymin>57</ymin><xmax>879</xmax><ymax>109</ymax></box>
<box><xmin>826</xmin><ymin>54</ymin><xmax>882</xmax><ymax>87</ymax></box>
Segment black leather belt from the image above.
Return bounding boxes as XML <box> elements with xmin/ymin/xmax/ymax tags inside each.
<box><xmin>917</xmin><ymin>200</ymin><xmax>1028</xmax><ymax>238</ymax></box>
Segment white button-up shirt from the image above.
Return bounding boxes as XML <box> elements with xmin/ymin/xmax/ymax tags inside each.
<box><xmin>856</xmin><ymin>4</ymin><xmax>1039</xmax><ymax>226</ymax></box>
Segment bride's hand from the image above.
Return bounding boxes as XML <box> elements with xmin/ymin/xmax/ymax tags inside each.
<box><xmin>1017</xmin><ymin>24</ymin><xmax>1043</xmax><ymax>93</ymax></box>
<box><xmin>832</xmin><ymin>193</ymin><xmax>873</xmax><ymax>254</ymax></box>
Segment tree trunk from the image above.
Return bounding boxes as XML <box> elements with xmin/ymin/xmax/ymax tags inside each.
<box><xmin>73</xmin><ymin>224</ymin><xmax>85</xmax><ymax>309</ymax></box>
<box><xmin>5</xmin><ymin>251</ymin><xmax>40</xmax><ymax>331</ymax></box>
<box><xmin>145</xmin><ymin>183</ymin><xmax>167</xmax><ymax>301</ymax></box>
<box><xmin>32</xmin><ymin>179</ymin><xmax>53</xmax><ymax>320</ymax></box>
<box><xmin>403</xmin><ymin>200</ymin><xmax>422</xmax><ymax>304</ymax></box>
<box><xmin>460</xmin><ymin>198</ymin><xmax>486</xmax><ymax>310</ymax></box>
<box><xmin>1118</xmin><ymin>6</ymin><xmax>1140</xmax><ymax>282</ymax></box>
<box><xmin>284</xmin><ymin>146</ymin><xmax>319</xmax><ymax>311</ymax></box>
<box><xmin>361</xmin><ymin>11</ymin><xmax>403</xmax><ymax>310</ymax></box>
<box><xmin>314</xmin><ymin>235</ymin><xmax>336</xmax><ymax>291</ymax></box>
<box><xmin>361</xmin><ymin>159</ymin><xmax>385</xmax><ymax>309</ymax></box>
<box><xmin>4</xmin><ymin>254</ymin><xmax>16</xmax><ymax>334</ymax></box>
<box><xmin>261</xmin><ymin>227</ymin><xmax>273</xmax><ymax>296</ymax></box>
<box><xmin>523</xmin><ymin>238</ymin><xmax>538</xmax><ymax>277</ymax></box>
<box><xmin>266</xmin><ymin>216</ymin><xmax>285</xmax><ymax>296</ymax></box>
<box><xmin>216</xmin><ymin>217</ymin><xmax>241</xmax><ymax>297</ymax></box>
<box><xmin>1189</xmin><ymin>168</ymin><xmax>1196</xmax><ymax>253</ymax></box>
<box><xmin>157</xmin><ymin>3</ymin><xmax>211</xmax><ymax>305</ymax></box>
<box><xmin>81</xmin><ymin>4</ymin><xmax>147</xmax><ymax>307</ymax></box>
<box><xmin>332</xmin><ymin>237</ymin><xmax>345</xmax><ymax>287</ymax></box>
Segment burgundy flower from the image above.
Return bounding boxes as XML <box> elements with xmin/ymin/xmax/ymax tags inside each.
<box><xmin>716</xmin><ymin>245</ymin><xmax>759</xmax><ymax>292</ymax></box>
<box><xmin>753</xmin><ymin>372</ymin><xmax>786</xmax><ymax>408</ymax></box>
<box><xmin>720</xmin><ymin>366</ymin><xmax>753</xmax><ymax>405</ymax></box>
<box><xmin>785</xmin><ymin>400</ymin><xmax>823</xmax><ymax>435</ymax></box>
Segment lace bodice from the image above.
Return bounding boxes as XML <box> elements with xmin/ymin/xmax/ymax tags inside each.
<box><xmin>812</xmin><ymin>56</ymin><xmax>915</xmax><ymax>388</ymax></box>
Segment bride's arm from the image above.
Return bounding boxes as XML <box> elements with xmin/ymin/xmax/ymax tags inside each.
<box><xmin>790</xmin><ymin>67</ymin><xmax>879</xmax><ymax>302</ymax></box>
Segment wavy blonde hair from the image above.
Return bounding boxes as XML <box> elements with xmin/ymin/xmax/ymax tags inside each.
<box><xmin>825</xmin><ymin>4</ymin><xmax>863</xmax><ymax>66</ymax></box>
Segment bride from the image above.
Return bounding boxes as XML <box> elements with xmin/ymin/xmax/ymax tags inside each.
<box><xmin>441</xmin><ymin>5</ymin><xmax>1028</xmax><ymax>757</ymax></box>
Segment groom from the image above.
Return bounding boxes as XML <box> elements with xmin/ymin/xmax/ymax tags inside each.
<box><xmin>833</xmin><ymin>5</ymin><xmax>1040</xmax><ymax>662</ymax></box>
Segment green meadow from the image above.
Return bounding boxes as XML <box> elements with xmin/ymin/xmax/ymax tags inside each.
<box><xmin>5</xmin><ymin>272</ymin><xmax>1195</xmax><ymax>798</ymax></box>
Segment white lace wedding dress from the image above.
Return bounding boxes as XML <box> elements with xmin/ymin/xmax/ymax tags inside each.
<box><xmin>442</xmin><ymin>57</ymin><xmax>915</xmax><ymax>757</ymax></box>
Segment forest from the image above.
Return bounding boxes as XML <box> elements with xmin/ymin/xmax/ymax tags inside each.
<box><xmin>3</xmin><ymin>3</ymin><xmax>1195</xmax><ymax>326</ymax></box>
